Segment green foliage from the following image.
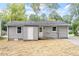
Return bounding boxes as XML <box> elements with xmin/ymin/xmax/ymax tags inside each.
<box><xmin>31</xmin><ymin>3</ymin><xmax>40</xmax><ymax>15</ymax></box>
<box><xmin>29</xmin><ymin>13</ymin><xmax>48</xmax><ymax>21</ymax></box>
<box><xmin>69</xmin><ymin>31</ymin><xmax>73</xmax><ymax>34</ymax></box>
<box><xmin>1</xmin><ymin>20</ymin><xmax>7</xmax><ymax>31</ymax></box>
<box><xmin>63</xmin><ymin>15</ymin><xmax>72</xmax><ymax>24</ymax></box>
<box><xmin>0</xmin><ymin>13</ymin><xmax>3</xmax><ymax>19</ymax></box>
<box><xmin>30</xmin><ymin>3</ymin><xmax>61</xmax><ymax>21</ymax></box>
<box><xmin>45</xmin><ymin>3</ymin><xmax>62</xmax><ymax>21</ymax></box>
<box><xmin>29</xmin><ymin>3</ymin><xmax>41</xmax><ymax>21</ymax></box>
<box><xmin>40</xmin><ymin>13</ymin><xmax>47</xmax><ymax>21</ymax></box>
<box><xmin>69</xmin><ymin>3</ymin><xmax>79</xmax><ymax>36</ymax></box>
<box><xmin>5</xmin><ymin>3</ymin><xmax>27</xmax><ymax>21</ymax></box>
<box><xmin>46</xmin><ymin>3</ymin><xmax>59</xmax><ymax>10</ymax></box>
<box><xmin>72</xmin><ymin>21</ymin><xmax>79</xmax><ymax>36</ymax></box>
<box><xmin>69</xmin><ymin>3</ymin><xmax>79</xmax><ymax>17</ymax></box>
<box><xmin>49</xmin><ymin>10</ymin><xmax>63</xmax><ymax>21</ymax></box>
<box><xmin>29</xmin><ymin>14</ymin><xmax>40</xmax><ymax>21</ymax></box>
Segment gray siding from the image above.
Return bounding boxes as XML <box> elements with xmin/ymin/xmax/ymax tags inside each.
<box><xmin>8</xmin><ymin>26</ymin><xmax>68</xmax><ymax>40</ymax></box>
<box><xmin>42</xmin><ymin>26</ymin><xmax>68</xmax><ymax>39</ymax></box>
<box><xmin>8</xmin><ymin>26</ymin><xmax>23</xmax><ymax>39</ymax></box>
<box><xmin>58</xmin><ymin>26</ymin><xmax>68</xmax><ymax>38</ymax></box>
<box><xmin>23</xmin><ymin>26</ymin><xmax>38</xmax><ymax>40</ymax></box>
<box><xmin>23</xmin><ymin>26</ymin><xmax>27</xmax><ymax>40</ymax></box>
<box><xmin>33</xmin><ymin>27</ymin><xmax>38</xmax><ymax>40</ymax></box>
<box><xmin>8</xmin><ymin>26</ymin><xmax>38</xmax><ymax>40</ymax></box>
<box><xmin>43</xmin><ymin>27</ymin><xmax>58</xmax><ymax>39</ymax></box>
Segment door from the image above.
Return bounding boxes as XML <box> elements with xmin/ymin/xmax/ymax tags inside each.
<box><xmin>27</xmin><ymin>27</ymin><xmax>33</xmax><ymax>40</ymax></box>
<box><xmin>39</xmin><ymin>27</ymin><xmax>43</xmax><ymax>38</ymax></box>
<box><xmin>58</xmin><ymin>26</ymin><xmax>68</xmax><ymax>38</ymax></box>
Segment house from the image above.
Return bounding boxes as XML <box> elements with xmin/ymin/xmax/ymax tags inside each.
<box><xmin>7</xmin><ymin>21</ymin><xmax>69</xmax><ymax>41</ymax></box>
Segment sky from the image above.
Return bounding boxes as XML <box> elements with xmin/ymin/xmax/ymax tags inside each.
<box><xmin>0</xmin><ymin>3</ymin><xmax>70</xmax><ymax>17</ymax></box>
<box><xmin>57</xmin><ymin>3</ymin><xmax>70</xmax><ymax>16</ymax></box>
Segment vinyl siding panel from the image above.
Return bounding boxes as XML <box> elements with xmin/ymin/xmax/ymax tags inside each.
<box><xmin>23</xmin><ymin>26</ymin><xmax>28</xmax><ymax>40</ymax></box>
<box><xmin>23</xmin><ymin>27</ymin><xmax>38</xmax><ymax>40</ymax></box>
<box><xmin>43</xmin><ymin>27</ymin><xmax>58</xmax><ymax>38</ymax></box>
<box><xmin>58</xmin><ymin>26</ymin><xmax>68</xmax><ymax>38</ymax></box>
<box><xmin>8</xmin><ymin>26</ymin><xmax>23</xmax><ymax>39</ymax></box>
<box><xmin>8</xmin><ymin>26</ymin><xmax>68</xmax><ymax>40</ymax></box>
<box><xmin>8</xmin><ymin>26</ymin><xmax>38</xmax><ymax>40</ymax></box>
<box><xmin>33</xmin><ymin>27</ymin><xmax>38</xmax><ymax>40</ymax></box>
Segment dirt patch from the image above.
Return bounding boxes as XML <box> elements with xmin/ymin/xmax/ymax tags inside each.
<box><xmin>0</xmin><ymin>39</ymin><xmax>79</xmax><ymax>56</ymax></box>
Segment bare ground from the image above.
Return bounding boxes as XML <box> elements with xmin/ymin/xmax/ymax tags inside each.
<box><xmin>0</xmin><ymin>39</ymin><xmax>79</xmax><ymax>56</ymax></box>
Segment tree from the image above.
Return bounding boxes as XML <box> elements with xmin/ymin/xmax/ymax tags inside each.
<box><xmin>72</xmin><ymin>20</ymin><xmax>79</xmax><ymax>35</ymax></box>
<box><xmin>49</xmin><ymin>10</ymin><xmax>62</xmax><ymax>21</ymax></box>
<box><xmin>29</xmin><ymin>13</ymin><xmax>47</xmax><ymax>21</ymax></box>
<box><xmin>30</xmin><ymin>3</ymin><xmax>41</xmax><ymax>21</ymax></box>
<box><xmin>5</xmin><ymin>3</ymin><xmax>26</xmax><ymax>21</ymax></box>
<box><xmin>29</xmin><ymin>14</ymin><xmax>40</xmax><ymax>21</ymax></box>
<box><xmin>63</xmin><ymin>15</ymin><xmax>72</xmax><ymax>24</ymax></box>
<box><xmin>0</xmin><ymin>4</ymin><xmax>27</xmax><ymax>36</ymax></box>
<box><xmin>63</xmin><ymin>15</ymin><xmax>72</xmax><ymax>31</ymax></box>
<box><xmin>69</xmin><ymin>3</ymin><xmax>79</xmax><ymax>17</ymax></box>
<box><xmin>46</xmin><ymin>3</ymin><xmax>59</xmax><ymax>11</ymax></box>
<box><xmin>31</xmin><ymin>3</ymin><xmax>40</xmax><ymax>15</ymax></box>
<box><xmin>40</xmin><ymin>13</ymin><xmax>47</xmax><ymax>21</ymax></box>
<box><xmin>69</xmin><ymin>3</ymin><xmax>79</xmax><ymax>35</ymax></box>
<box><xmin>45</xmin><ymin>3</ymin><xmax>62</xmax><ymax>21</ymax></box>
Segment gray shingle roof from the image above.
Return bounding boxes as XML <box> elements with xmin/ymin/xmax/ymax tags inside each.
<box><xmin>7</xmin><ymin>21</ymin><xmax>69</xmax><ymax>27</ymax></box>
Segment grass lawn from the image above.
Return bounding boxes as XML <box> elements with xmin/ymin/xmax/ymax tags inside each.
<box><xmin>0</xmin><ymin>39</ymin><xmax>79</xmax><ymax>56</ymax></box>
<box><xmin>69</xmin><ymin>34</ymin><xmax>79</xmax><ymax>40</ymax></box>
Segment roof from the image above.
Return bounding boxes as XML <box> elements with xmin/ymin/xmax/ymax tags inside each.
<box><xmin>7</xmin><ymin>21</ymin><xmax>69</xmax><ymax>27</ymax></box>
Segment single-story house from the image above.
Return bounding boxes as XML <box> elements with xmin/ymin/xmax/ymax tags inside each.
<box><xmin>7</xmin><ymin>21</ymin><xmax>69</xmax><ymax>41</ymax></box>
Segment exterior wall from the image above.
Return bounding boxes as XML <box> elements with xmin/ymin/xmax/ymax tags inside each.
<box><xmin>8</xmin><ymin>26</ymin><xmax>38</xmax><ymax>40</ymax></box>
<box><xmin>23</xmin><ymin>26</ymin><xmax>27</xmax><ymax>40</ymax></box>
<box><xmin>23</xmin><ymin>26</ymin><xmax>38</xmax><ymax>40</ymax></box>
<box><xmin>8</xmin><ymin>26</ymin><xmax>68</xmax><ymax>40</ymax></box>
<box><xmin>8</xmin><ymin>26</ymin><xmax>23</xmax><ymax>40</ymax></box>
<box><xmin>43</xmin><ymin>26</ymin><xmax>58</xmax><ymax>39</ymax></box>
<box><xmin>33</xmin><ymin>27</ymin><xmax>38</xmax><ymax>40</ymax></box>
<box><xmin>58</xmin><ymin>26</ymin><xmax>68</xmax><ymax>39</ymax></box>
<box><xmin>42</xmin><ymin>26</ymin><xmax>68</xmax><ymax>39</ymax></box>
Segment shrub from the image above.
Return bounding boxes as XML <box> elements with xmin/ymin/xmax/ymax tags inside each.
<box><xmin>72</xmin><ymin>21</ymin><xmax>79</xmax><ymax>36</ymax></box>
<box><xmin>69</xmin><ymin>31</ymin><xmax>73</xmax><ymax>34</ymax></box>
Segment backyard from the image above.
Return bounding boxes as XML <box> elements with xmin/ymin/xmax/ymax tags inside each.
<box><xmin>0</xmin><ymin>38</ymin><xmax>79</xmax><ymax>56</ymax></box>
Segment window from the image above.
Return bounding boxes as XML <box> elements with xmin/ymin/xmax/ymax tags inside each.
<box><xmin>39</xmin><ymin>27</ymin><xmax>42</xmax><ymax>32</ymax></box>
<box><xmin>17</xmin><ymin>27</ymin><xmax>21</xmax><ymax>33</ymax></box>
<box><xmin>52</xmin><ymin>27</ymin><xmax>56</xmax><ymax>31</ymax></box>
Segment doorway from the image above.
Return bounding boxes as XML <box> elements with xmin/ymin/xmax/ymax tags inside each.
<box><xmin>39</xmin><ymin>27</ymin><xmax>43</xmax><ymax>39</ymax></box>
